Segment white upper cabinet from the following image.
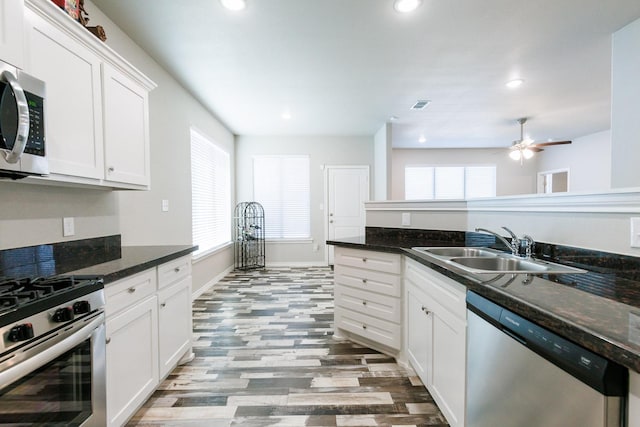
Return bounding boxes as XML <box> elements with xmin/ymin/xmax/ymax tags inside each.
<box><xmin>0</xmin><ymin>0</ymin><xmax>25</xmax><ymax>68</ymax></box>
<box><xmin>24</xmin><ymin>7</ymin><xmax>105</xmax><ymax>179</ymax></box>
<box><xmin>102</xmin><ymin>63</ymin><xmax>150</xmax><ymax>187</ymax></box>
<box><xmin>22</xmin><ymin>0</ymin><xmax>156</xmax><ymax>189</ymax></box>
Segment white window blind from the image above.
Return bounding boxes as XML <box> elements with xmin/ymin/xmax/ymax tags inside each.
<box><xmin>253</xmin><ymin>156</ymin><xmax>310</xmax><ymax>239</ymax></box>
<box><xmin>465</xmin><ymin>166</ymin><xmax>496</xmax><ymax>198</ymax></box>
<box><xmin>405</xmin><ymin>166</ymin><xmax>434</xmax><ymax>200</ymax></box>
<box><xmin>191</xmin><ymin>128</ymin><xmax>231</xmax><ymax>254</ymax></box>
<box><xmin>405</xmin><ymin>165</ymin><xmax>496</xmax><ymax>200</ymax></box>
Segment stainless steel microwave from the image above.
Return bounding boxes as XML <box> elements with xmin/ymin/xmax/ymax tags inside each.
<box><xmin>0</xmin><ymin>60</ymin><xmax>47</xmax><ymax>179</ymax></box>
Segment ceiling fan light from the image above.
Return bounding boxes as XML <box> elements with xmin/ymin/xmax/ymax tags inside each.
<box><xmin>509</xmin><ymin>150</ymin><xmax>522</xmax><ymax>161</ymax></box>
<box><xmin>220</xmin><ymin>0</ymin><xmax>246</xmax><ymax>11</ymax></box>
<box><xmin>522</xmin><ymin>148</ymin><xmax>534</xmax><ymax>159</ymax></box>
<box><xmin>394</xmin><ymin>0</ymin><xmax>422</xmax><ymax>13</ymax></box>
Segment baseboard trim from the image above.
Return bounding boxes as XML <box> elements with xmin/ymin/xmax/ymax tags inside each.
<box><xmin>266</xmin><ymin>261</ymin><xmax>329</xmax><ymax>268</ymax></box>
<box><xmin>192</xmin><ymin>265</ymin><xmax>234</xmax><ymax>300</ymax></box>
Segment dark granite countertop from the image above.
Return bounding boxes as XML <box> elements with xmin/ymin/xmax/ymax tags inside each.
<box><xmin>0</xmin><ymin>235</ymin><xmax>197</xmax><ymax>286</ymax></box>
<box><xmin>67</xmin><ymin>245</ymin><xmax>198</xmax><ymax>285</ymax></box>
<box><xmin>328</xmin><ymin>229</ymin><xmax>640</xmax><ymax>373</ymax></box>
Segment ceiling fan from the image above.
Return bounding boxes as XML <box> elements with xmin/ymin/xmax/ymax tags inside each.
<box><xmin>509</xmin><ymin>118</ymin><xmax>572</xmax><ymax>163</ymax></box>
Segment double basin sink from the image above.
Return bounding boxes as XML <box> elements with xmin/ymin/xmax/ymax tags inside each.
<box><xmin>412</xmin><ymin>246</ymin><xmax>586</xmax><ymax>275</ymax></box>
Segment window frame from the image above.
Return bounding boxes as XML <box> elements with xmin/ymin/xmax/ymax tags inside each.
<box><xmin>404</xmin><ymin>164</ymin><xmax>497</xmax><ymax>200</ymax></box>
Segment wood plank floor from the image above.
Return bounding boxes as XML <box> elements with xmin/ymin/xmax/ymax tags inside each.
<box><xmin>127</xmin><ymin>267</ymin><xmax>449</xmax><ymax>427</ymax></box>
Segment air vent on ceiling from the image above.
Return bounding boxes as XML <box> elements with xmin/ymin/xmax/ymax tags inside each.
<box><xmin>411</xmin><ymin>99</ymin><xmax>431</xmax><ymax>110</ymax></box>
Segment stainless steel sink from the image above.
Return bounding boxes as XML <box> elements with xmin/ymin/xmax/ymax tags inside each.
<box><xmin>411</xmin><ymin>246</ymin><xmax>586</xmax><ymax>275</ymax></box>
<box><xmin>413</xmin><ymin>247</ymin><xmax>500</xmax><ymax>258</ymax></box>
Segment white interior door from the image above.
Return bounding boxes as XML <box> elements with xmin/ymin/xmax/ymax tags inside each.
<box><xmin>326</xmin><ymin>166</ymin><xmax>370</xmax><ymax>264</ymax></box>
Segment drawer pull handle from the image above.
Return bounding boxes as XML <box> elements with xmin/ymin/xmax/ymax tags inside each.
<box><xmin>108</xmin><ymin>166</ymin><xmax>115</xmax><ymax>173</ymax></box>
<box><xmin>161</xmin><ymin>302</ymin><xmax>167</xmax><ymax>308</ymax></box>
<box><xmin>174</xmin><ymin>267</ymin><xmax>181</xmax><ymax>273</ymax></box>
<box><xmin>421</xmin><ymin>306</ymin><xmax>431</xmax><ymax>315</ymax></box>
<box><xmin>362</xmin><ymin>279</ymin><xmax>367</xmax><ymax>284</ymax></box>
<box><xmin>128</xmin><ymin>287</ymin><xmax>136</xmax><ymax>293</ymax></box>
<box><xmin>106</xmin><ymin>338</ymin><xmax>111</xmax><ymax>344</ymax></box>
<box><xmin>362</xmin><ymin>324</ymin><xmax>367</xmax><ymax>329</ymax></box>
<box><xmin>362</xmin><ymin>258</ymin><xmax>367</xmax><ymax>262</ymax></box>
<box><xmin>362</xmin><ymin>301</ymin><xmax>367</xmax><ymax>306</ymax></box>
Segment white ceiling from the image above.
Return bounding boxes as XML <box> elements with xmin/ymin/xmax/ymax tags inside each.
<box><xmin>90</xmin><ymin>0</ymin><xmax>640</xmax><ymax>149</ymax></box>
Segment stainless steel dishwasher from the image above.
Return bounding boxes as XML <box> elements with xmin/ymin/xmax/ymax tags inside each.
<box><xmin>466</xmin><ymin>291</ymin><xmax>628</xmax><ymax>427</ymax></box>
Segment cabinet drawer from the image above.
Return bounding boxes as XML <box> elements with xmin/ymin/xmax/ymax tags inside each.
<box><xmin>335</xmin><ymin>264</ymin><xmax>401</xmax><ymax>297</ymax></box>
<box><xmin>405</xmin><ymin>259</ymin><xmax>466</xmax><ymax>320</ymax></box>
<box><xmin>335</xmin><ymin>284</ymin><xmax>401</xmax><ymax>324</ymax></box>
<box><xmin>105</xmin><ymin>269</ymin><xmax>157</xmax><ymax>318</ymax></box>
<box><xmin>335</xmin><ymin>247</ymin><xmax>401</xmax><ymax>274</ymax></box>
<box><xmin>157</xmin><ymin>256</ymin><xmax>192</xmax><ymax>289</ymax></box>
<box><xmin>335</xmin><ymin>309</ymin><xmax>401</xmax><ymax>350</ymax></box>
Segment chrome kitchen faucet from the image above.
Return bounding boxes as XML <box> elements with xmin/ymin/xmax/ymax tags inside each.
<box><xmin>475</xmin><ymin>227</ymin><xmax>534</xmax><ymax>258</ymax></box>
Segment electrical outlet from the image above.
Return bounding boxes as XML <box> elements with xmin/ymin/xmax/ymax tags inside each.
<box><xmin>402</xmin><ymin>212</ymin><xmax>411</xmax><ymax>226</ymax></box>
<box><xmin>631</xmin><ymin>217</ymin><xmax>640</xmax><ymax>248</ymax></box>
<box><xmin>162</xmin><ymin>199</ymin><xmax>169</xmax><ymax>212</ymax></box>
<box><xmin>63</xmin><ymin>217</ymin><xmax>75</xmax><ymax>237</ymax></box>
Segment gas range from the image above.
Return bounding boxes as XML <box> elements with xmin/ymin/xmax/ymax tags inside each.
<box><xmin>0</xmin><ymin>275</ymin><xmax>104</xmax><ymax>356</ymax></box>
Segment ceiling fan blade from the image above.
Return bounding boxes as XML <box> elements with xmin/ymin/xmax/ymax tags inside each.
<box><xmin>529</xmin><ymin>147</ymin><xmax>544</xmax><ymax>152</ymax></box>
<box><xmin>531</xmin><ymin>140</ymin><xmax>572</xmax><ymax>147</ymax></box>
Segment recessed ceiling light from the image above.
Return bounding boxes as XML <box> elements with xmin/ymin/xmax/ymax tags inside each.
<box><xmin>418</xmin><ymin>135</ymin><xmax>427</xmax><ymax>143</ymax></box>
<box><xmin>394</xmin><ymin>0</ymin><xmax>422</xmax><ymax>13</ymax></box>
<box><xmin>506</xmin><ymin>79</ymin><xmax>524</xmax><ymax>89</ymax></box>
<box><xmin>220</xmin><ymin>0</ymin><xmax>246</xmax><ymax>11</ymax></box>
<box><xmin>389</xmin><ymin>115</ymin><xmax>399</xmax><ymax>121</ymax></box>
<box><xmin>281</xmin><ymin>111</ymin><xmax>292</xmax><ymax>120</ymax></box>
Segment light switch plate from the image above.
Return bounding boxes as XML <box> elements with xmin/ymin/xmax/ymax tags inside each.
<box><xmin>162</xmin><ymin>199</ymin><xmax>169</xmax><ymax>212</ymax></box>
<box><xmin>63</xmin><ymin>217</ymin><xmax>75</xmax><ymax>237</ymax></box>
<box><xmin>401</xmin><ymin>212</ymin><xmax>411</xmax><ymax>226</ymax></box>
<box><xmin>631</xmin><ymin>217</ymin><xmax>640</xmax><ymax>248</ymax></box>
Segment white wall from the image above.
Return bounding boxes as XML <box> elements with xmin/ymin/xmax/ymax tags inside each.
<box><xmin>611</xmin><ymin>18</ymin><xmax>640</xmax><ymax>188</ymax></box>
<box><xmin>88</xmin><ymin>2</ymin><xmax>235</xmax><ymax>294</ymax></box>
<box><xmin>374</xmin><ymin>123</ymin><xmax>392</xmax><ymax>200</ymax></box>
<box><xmin>536</xmin><ymin>130</ymin><xmax>611</xmax><ymax>193</ymax></box>
<box><xmin>391</xmin><ymin>148</ymin><xmax>538</xmax><ymax>199</ymax></box>
<box><xmin>236</xmin><ymin>135</ymin><xmax>374</xmax><ymax>265</ymax></box>
<box><xmin>0</xmin><ymin>182</ymin><xmax>118</xmax><ymax>249</ymax></box>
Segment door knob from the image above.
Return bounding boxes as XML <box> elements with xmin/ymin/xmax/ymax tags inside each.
<box><xmin>329</xmin><ymin>220</ymin><xmax>334</xmax><ymax>223</ymax></box>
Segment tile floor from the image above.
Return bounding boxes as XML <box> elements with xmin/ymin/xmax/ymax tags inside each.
<box><xmin>127</xmin><ymin>267</ymin><xmax>449</xmax><ymax>427</ymax></box>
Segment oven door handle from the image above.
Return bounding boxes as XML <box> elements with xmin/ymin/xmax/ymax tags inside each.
<box><xmin>0</xmin><ymin>313</ymin><xmax>104</xmax><ymax>390</ymax></box>
<box><xmin>0</xmin><ymin>70</ymin><xmax>30</xmax><ymax>164</ymax></box>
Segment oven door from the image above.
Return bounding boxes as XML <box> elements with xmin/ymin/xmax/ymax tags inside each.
<box><xmin>0</xmin><ymin>313</ymin><xmax>106</xmax><ymax>426</ymax></box>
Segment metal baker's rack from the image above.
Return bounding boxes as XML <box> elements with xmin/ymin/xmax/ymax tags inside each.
<box><xmin>233</xmin><ymin>202</ymin><xmax>265</xmax><ymax>270</ymax></box>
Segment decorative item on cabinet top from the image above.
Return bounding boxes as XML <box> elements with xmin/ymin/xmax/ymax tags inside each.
<box><xmin>50</xmin><ymin>0</ymin><xmax>107</xmax><ymax>41</ymax></box>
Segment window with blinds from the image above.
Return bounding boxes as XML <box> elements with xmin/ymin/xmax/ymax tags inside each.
<box><xmin>191</xmin><ymin>128</ymin><xmax>231</xmax><ymax>255</ymax></box>
<box><xmin>405</xmin><ymin>165</ymin><xmax>496</xmax><ymax>200</ymax></box>
<box><xmin>253</xmin><ymin>155</ymin><xmax>310</xmax><ymax>239</ymax></box>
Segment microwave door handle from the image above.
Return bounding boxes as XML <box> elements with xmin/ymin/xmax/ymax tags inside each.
<box><xmin>1</xmin><ymin>71</ymin><xmax>29</xmax><ymax>164</ymax></box>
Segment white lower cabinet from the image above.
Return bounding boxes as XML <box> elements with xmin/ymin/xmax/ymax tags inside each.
<box><xmin>333</xmin><ymin>247</ymin><xmax>402</xmax><ymax>352</ymax></box>
<box><xmin>404</xmin><ymin>257</ymin><xmax>466</xmax><ymax>427</ymax></box>
<box><xmin>106</xmin><ymin>294</ymin><xmax>159</xmax><ymax>427</ymax></box>
<box><xmin>158</xmin><ymin>276</ymin><xmax>192</xmax><ymax>378</ymax></box>
<box><xmin>105</xmin><ymin>256</ymin><xmax>193</xmax><ymax>427</ymax></box>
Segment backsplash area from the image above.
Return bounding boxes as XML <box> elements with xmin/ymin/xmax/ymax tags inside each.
<box><xmin>0</xmin><ymin>235</ymin><xmax>122</xmax><ymax>277</ymax></box>
<box><xmin>366</xmin><ymin>227</ymin><xmax>640</xmax><ymax>282</ymax></box>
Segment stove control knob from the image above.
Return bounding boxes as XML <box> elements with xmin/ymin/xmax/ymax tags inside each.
<box><xmin>52</xmin><ymin>307</ymin><xmax>74</xmax><ymax>322</ymax></box>
<box><xmin>73</xmin><ymin>301</ymin><xmax>91</xmax><ymax>315</ymax></box>
<box><xmin>8</xmin><ymin>323</ymin><xmax>34</xmax><ymax>342</ymax></box>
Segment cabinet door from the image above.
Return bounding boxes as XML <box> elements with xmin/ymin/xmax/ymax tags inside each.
<box><xmin>0</xmin><ymin>0</ymin><xmax>24</xmax><ymax>68</ymax></box>
<box><xmin>102</xmin><ymin>63</ymin><xmax>150</xmax><ymax>186</ymax></box>
<box><xmin>158</xmin><ymin>276</ymin><xmax>192</xmax><ymax>378</ymax></box>
<box><xmin>406</xmin><ymin>284</ymin><xmax>433</xmax><ymax>385</ymax></box>
<box><xmin>24</xmin><ymin>9</ymin><xmax>104</xmax><ymax>179</ymax></box>
<box><xmin>431</xmin><ymin>309</ymin><xmax>466</xmax><ymax>427</ymax></box>
<box><xmin>106</xmin><ymin>296</ymin><xmax>159</xmax><ymax>427</ymax></box>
